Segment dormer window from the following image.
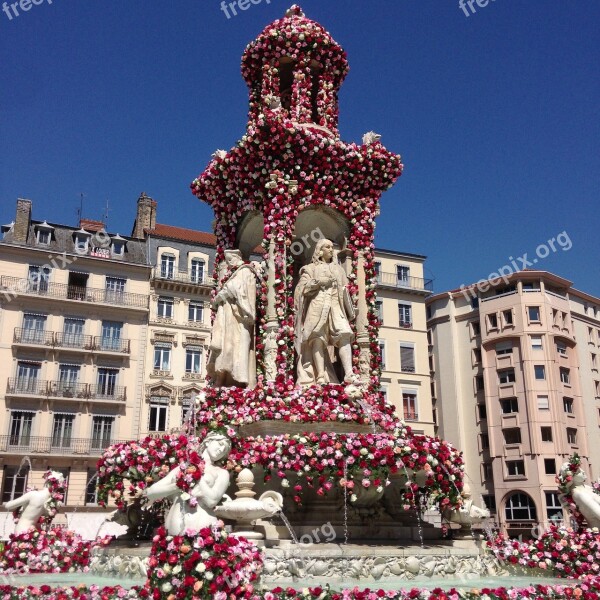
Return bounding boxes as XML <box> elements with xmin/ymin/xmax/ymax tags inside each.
<box><xmin>73</xmin><ymin>228</ymin><xmax>92</xmax><ymax>254</ymax></box>
<box><xmin>110</xmin><ymin>234</ymin><xmax>127</xmax><ymax>257</ymax></box>
<box><xmin>35</xmin><ymin>221</ymin><xmax>54</xmax><ymax>246</ymax></box>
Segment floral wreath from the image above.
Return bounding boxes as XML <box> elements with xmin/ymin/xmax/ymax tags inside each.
<box><xmin>12</xmin><ymin>470</ymin><xmax>67</xmax><ymax>528</ymax></box>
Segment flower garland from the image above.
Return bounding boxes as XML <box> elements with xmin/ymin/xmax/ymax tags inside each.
<box><xmin>174</xmin><ymin>448</ymin><xmax>205</xmax><ymax>507</ymax></box>
<box><xmin>146</xmin><ymin>526</ymin><xmax>263</xmax><ymax>599</ymax></box>
<box><xmin>0</xmin><ymin>527</ymin><xmax>111</xmax><ymax>575</ymax></box>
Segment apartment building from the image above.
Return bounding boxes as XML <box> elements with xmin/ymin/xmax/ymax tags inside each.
<box><xmin>0</xmin><ymin>198</ymin><xmax>150</xmax><ymax>510</ymax></box>
<box><xmin>130</xmin><ymin>194</ymin><xmax>217</xmax><ymax>436</ymax></box>
<box><xmin>427</xmin><ymin>271</ymin><xmax>600</xmax><ymax>536</ymax></box>
<box><xmin>374</xmin><ymin>250</ymin><xmax>435</xmax><ymax>436</ymax></box>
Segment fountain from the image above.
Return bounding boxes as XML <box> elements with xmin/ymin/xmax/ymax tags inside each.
<box><xmin>1</xmin><ymin>6</ymin><xmax>599</xmax><ymax>598</ymax></box>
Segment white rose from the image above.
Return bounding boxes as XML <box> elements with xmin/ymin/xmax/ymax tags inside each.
<box><xmin>195</xmin><ymin>563</ymin><xmax>207</xmax><ymax>573</ymax></box>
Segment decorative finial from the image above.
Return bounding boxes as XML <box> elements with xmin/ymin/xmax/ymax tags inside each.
<box><xmin>285</xmin><ymin>5</ymin><xmax>305</xmax><ymax>18</ymax></box>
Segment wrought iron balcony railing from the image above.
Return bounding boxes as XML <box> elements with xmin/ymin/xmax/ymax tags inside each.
<box><xmin>151</xmin><ymin>268</ymin><xmax>215</xmax><ymax>287</ymax></box>
<box><xmin>89</xmin><ymin>384</ymin><xmax>127</xmax><ymax>402</ymax></box>
<box><xmin>0</xmin><ymin>435</ymin><xmax>124</xmax><ymax>456</ymax></box>
<box><xmin>47</xmin><ymin>381</ymin><xmax>90</xmax><ymax>399</ymax></box>
<box><xmin>93</xmin><ymin>336</ymin><xmax>131</xmax><ymax>353</ymax></box>
<box><xmin>0</xmin><ymin>276</ymin><xmax>148</xmax><ymax>309</ymax></box>
<box><xmin>6</xmin><ymin>379</ymin><xmax>126</xmax><ymax>402</ymax></box>
<box><xmin>13</xmin><ymin>328</ymin><xmax>54</xmax><ymax>346</ymax></box>
<box><xmin>376</xmin><ymin>272</ymin><xmax>433</xmax><ymax>293</ymax></box>
<box><xmin>54</xmin><ymin>331</ymin><xmax>95</xmax><ymax>350</ymax></box>
<box><xmin>13</xmin><ymin>328</ymin><xmax>130</xmax><ymax>354</ymax></box>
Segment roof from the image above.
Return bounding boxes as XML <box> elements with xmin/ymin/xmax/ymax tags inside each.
<box><xmin>145</xmin><ymin>224</ymin><xmax>217</xmax><ymax>246</ymax></box>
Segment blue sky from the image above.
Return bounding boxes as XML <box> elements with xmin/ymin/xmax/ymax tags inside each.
<box><xmin>1</xmin><ymin>1</ymin><xmax>598</xmax><ymax>295</ymax></box>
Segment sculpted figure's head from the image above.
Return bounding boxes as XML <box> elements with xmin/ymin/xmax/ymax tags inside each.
<box><xmin>200</xmin><ymin>432</ymin><xmax>232</xmax><ymax>464</ymax></box>
<box><xmin>312</xmin><ymin>239</ymin><xmax>334</xmax><ymax>264</ymax></box>
<box><xmin>559</xmin><ymin>461</ymin><xmax>586</xmax><ymax>490</ymax></box>
<box><xmin>44</xmin><ymin>471</ymin><xmax>66</xmax><ymax>488</ymax></box>
<box><xmin>224</xmin><ymin>249</ymin><xmax>243</xmax><ymax>268</ymax></box>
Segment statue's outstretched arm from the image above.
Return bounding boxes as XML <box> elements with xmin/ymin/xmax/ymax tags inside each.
<box><xmin>5</xmin><ymin>491</ymin><xmax>33</xmax><ymax>511</ymax></box>
<box><xmin>146</xmin><ymin>469</ymin><xmax>179</xmax><ymax>502</ymax></box>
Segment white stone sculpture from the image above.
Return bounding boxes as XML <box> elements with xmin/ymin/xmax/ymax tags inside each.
<box><xmin>5</xmin><ymin>471</ymin><xmax>65</xmax><ymax>534</ymax></box>
<box><xmin>207</xmin><ymin>249</ymin><xmax>258</xmax><ymax>388</ymax></box>
<box><xmin>295</xmin><ymin>239</ymin><xmax>357</xmax><ymax>386</ymax></box>
<box><xmin>443</xmin><ymin>484</ymin><xmax>490</xmax><ymax>527</ymax></box>
<box><xmin>145</xmin><ymin>432</ymin><xmax>232</xmax><ymax>536</ymax></box>
<box><xmin>362</xmin><ymin>131</ymin><xmax>382</xmax><ymax>145</ymax></box>
<box><xmin>558</xmin><ymin>461</ymin><xmax>600</xmax><ymax>528</ymax></box>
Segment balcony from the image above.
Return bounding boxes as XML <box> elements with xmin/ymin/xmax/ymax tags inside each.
<box><xmin>0</xmin><ymin>435</ymin><xmax>124</xmax><ymax>456</ymax></box>
<box><xmin>376</xmin><ymin>272</ymin><xmax>433</xmax><ymax>294</ymax></box>
<box><xmin>6</xmin><ymin>379</ymin><xmax>126</xmax><ymax>403</ymax></box>
<box><xmin>151</xmin><ymin>268</ymin><xmax>215</xmax><ymax>291</ymax></box>
<box><xmin>0</xmin><ymin>276</ymin><xmax>148</xmax><ymax>310</ymax></box>
<box><xmin>14</xmin><ymin>329</ymin><xmax>130</xmax><ymax>354</ymax></box>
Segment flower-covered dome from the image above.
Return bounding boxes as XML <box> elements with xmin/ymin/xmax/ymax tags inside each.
<box><xmin>241</xmin><ymin>5</ymin><xmax>349</xmax><ymax>89</ymax></box>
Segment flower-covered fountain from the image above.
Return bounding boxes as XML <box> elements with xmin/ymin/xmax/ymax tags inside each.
<box><xmin>2</xmin><ymin>6</ymin><xmax>600</xmax><ymax>599</ymax></box>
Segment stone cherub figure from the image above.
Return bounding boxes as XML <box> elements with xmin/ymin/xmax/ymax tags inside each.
<box><xmin>5</xmin><ymin>471</ymin><xmax>65</xmax><ymax>534</ymax></box>
<box><xmin>558</xmin><ymin>460</ymin><xmax>600</xmax><ymax>528</ymax></box>
<box><xmin>145</xmin><ymin>432</ymin><xmax>232</xmax><ymax>536</ymax></box>
<box><xmin>295</xmin><ymin>238</ymin><xmax>357</xmax><ymax>386</ymax></box>
<box><xmin>207</xmin><ymin>249</ymin><xmax>258</xmax><ymax>388</ymax></box>
<box><xmin>443</xmin><ymin>484</ymin><xmax>491</xmax><ymax>528</ymax></box>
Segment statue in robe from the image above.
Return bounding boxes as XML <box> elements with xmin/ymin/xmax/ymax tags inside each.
<box><xmin>295</xmin><ymin>238</ymin><xmax>356</xmax><ymax>386</ymax></box>
<box><xmin>207</xmin><ymin>250</ymin><xmax>258</xmax><ymax>388</ymax></box>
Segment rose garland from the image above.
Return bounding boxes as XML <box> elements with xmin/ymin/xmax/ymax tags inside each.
<box><xmin>174</xmin><ymin>448</ymin><xmax>205</xmax><ymax>507</ymax></box>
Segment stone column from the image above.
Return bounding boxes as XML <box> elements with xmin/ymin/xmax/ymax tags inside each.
<box><xmin>263</xmin><ymin>240</ymin><xmax>279</xmax><ymax>382</ymax></box>
<box><xmin>356</xmin><ymin>250</ymin><xmax>371</xmax><ymax>386</ymax></box>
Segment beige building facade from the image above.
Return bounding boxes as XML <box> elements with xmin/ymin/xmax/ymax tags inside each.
<box><xmin>427</xmin><ymin>271</ymin><xmax>600</xmax><ymax>535</ymax></box>
<box><xmin>0</xmin><ymin>199</ymin><xmax>150</xmax><ymax>511</ymax></box>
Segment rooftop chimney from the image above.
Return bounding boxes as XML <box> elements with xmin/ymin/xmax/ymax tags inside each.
<box><xmin>131</xmin><ymin>192</ymin><xmax>157</xmax><ymax>239</ymax></box>
<box><xmin>13</xmin><ymin>198</ymin><xmax>32</xmax><ymax>244</ymax></box>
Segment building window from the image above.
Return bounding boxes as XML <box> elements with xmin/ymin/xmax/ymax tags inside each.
<box><xmin>478</xmin><ymin>403</ymin><xmax>487</xmax><ymax>420</ymax></box>
<box><xmin>378</xmin><ymin>341</ymin><xmax>386</xmax><ymax>369</ymax></box>
<box><xmin>15</xmin><ymin>362</ymin><xmax>41</xmax><ymax>393</ymax></box>
<box><xmin>186</xmin><ymin>347</ymin><xmax>203</xmax><ymax>375</ymax></box>
<box><xmin>482</xmin><ymin>463</ymin><xmax>493</xmax><ymax>482</ymax></box>
<box><xmin>595</xmin><ymin>381</ymin><xmax>600</xmax><ymax>397</ymax></box>
<box><xmin>190</xmin><ymin>259</ymin><xmax>205</xmax><ymax>283</ymax></box>
<box><xmin>473</xmin><ymin>348</ymin><xmax>482</xmax><ymax>364</ymax></box>
<box><xmin>1</xmin><ymin>466</ymin><xmax>30</xmax><ymax>503</ymax></box>
<box><xmin>544</xmin><ymin>458</ymin><xmax>557</xmax><ymax>475</ymax></box>
<box><xmin>160</xmin><ymin>254</ymin><xmax>175</xmax><ymax>279</ymax></box>
<box><xmin>85</xmin><ymin>470</ymin><xmax>99</xmax><ymax>505</ymax></box>
<box><xmin>498</xmin><ymin>369</ymin><xmax>516</xmax><ymax>385</ymax></box>
<box><xmin>523</xmin><ymin>282</ymin><xmax>540</xmax><ymax>292</ymax></box>
<box><xmin>101</xmin><ymin>321</ymin><xmax>123</xmax><ymax>351</ymax></box>
<box><xmin>567</xmin><ymin>428</ymin><xmax>578</xmax><ymax>445</ymax></box>
<box><xmin>482</xmin><ymin>494</ymin><xmax>497</xmax><ymax>513</ymax></box>
<box><xmin>22</xmin><ymin>313</ymin><xmax>47</xmax><ymax>343</ymax></box>
<box><xmin>480</xmin><ymin>433</ymin><xmax>490</xmax><ymax>450</ymax></box>
<box><xmin>27</xmin><ymin>265</ymin><xmax>51</xmax><ymax>293</ymax></box>
<box><xmin>501</xmin><ymin>398</ymin><xmax>519</xmax><ymax>414</ymax></box>
<box><xmin>400</xmin><ymin>344</ymin><xmax>415</xmax><ymax>373</ymax></box>
<box><xmin>397</xmin><ymin>265</ymin><xmax>410</xmax><ymax>285</ymax></box>
<box><xmin>537</xmin><ymin>395</ymin><xmax>550</xmax><ymax>410</ymax></box>
<box><xmin>158</xmin><ymin>297</ymin><xmax>174</xmax><ymax>319</ymax></box>
<box><xmin>487</xmin><ymin>313</ymin><xmax>498</xmax><ymax>330</ymax></box>
<box><xmin>475</xmin><ymin>375</ymin><xmax>485</xmax><ymax>391</ymax></box>
<box><xmin>91</xmin><ymin>416</ymin><xmax>114</xmax><ymax>450</ymax></box>
<box><xmin>398</xmin><ymin>303</ymin><xmax>412</xmax><ymax>328</ymax></box>
<box><xmin>8</xmin><ymin>411</ymin><xmax>34</xmax><ymax>446</ymax></box>
<box><xmin>188</xmin><ymin>301</ymin><xmax>204</xmax><ymax>323</ymax></box>
<box><xmin>541</xmin><ymin>427</ymin><xmax>553</xmax><ymax>442</ymax></box>
<box><xmin>96</xmin><ymin>368</ymin><xmax>118</xmax><ymax>397</ymax></box>
<box><xmin>531</xmin><ymin>336</ymin><xmax>543</xmax><ymax>351</ymax></box>
<box><xmin>105</xmin><ymin>277</ymin><xmax>126</xmax><ymax>302</ymax></box>
<box><xmin>503</xmin><ymin>310</ymin><xmax>514</xmax><ymax>326</ymax></box>
<box><xmin>112</xmin><ymin>241</ymin><xmax>125</xmax><ymax>256</ymax></box>
<box><xmin>373</xmin><ymin>261</ymin><xmax>381</xmax><ymax>283</ymax></box>
<box><xmin>505</xmin><ymin>493</ymin><xmax>537</xmax><ymax>521</ymax></box>
<box><xmin>545</xmin><ymin>492</ymin><xmax>563</xmax><ymax>522</ymax></box>
<box><xmin>57</xmin><ymin>365</ymin><xmax>80</xmax><ymax>396</ymax></box>
<box><xmin>506</xmin><ymin>460</ymin><xmax>525</xmax><ymax>476</ymax></box>
<box><xmin>36</xmin><ymin>228</ymin><xmax>51</xmax><ymax>246</ymax></box>
<box><xmin>563</xmin><ymin>397</ymin><xmax>574</xmax><ymax>414</ymax></box>
<box><xmin>471</xmin><ymin>321</ymin><xmax>481</xmax><ymax>337</ymax></box>
<box><xmin>380</xmin><ymin>387</ymin><xmax>388</xmax><ymax>403</ymax></box>
<box><xmin>375</xmin><ymin>300</ymin><xmax>383</xmax><ymax>324</ymax></box>
<box><xmin>154</xmin><ymin>344</ymin><xmax>172</xmax><ymax>372</ymax></box>
<box><xmin>560</xmin><ymin>368</ymin><xmax>571</xmax><ymax>385</ymax></box>
<box><xmin>556</xmin><ymin>341</ymin><xmax>567</xmax><ymax>356</ymax></box>
<box><xmin>528</xmin><ymin>306</ymin><xmax>541</xmax><ymax>322</ymax></box>
<box><xmin>503</xmin><ymin>428</ymin><xmax>522</xmax><ymax>445</ymax></box>
<box><xmin>496</xmin><ymin>341</ymin><xmax>513</xmax><ymax>356</ymax></box>
<box><xmin>52</xmin><ymin>414</ymin><xmax>74</xmax><ymax>448</ymax></box>
<box><xmin>534</xmin><ymin>365</ymin><xmax>546</xmax><ymax>380</ymax></box>
<box><xmin>403</xmin><ymin>391</ymin><xmax>418</xmax><ymax>421</ymax></box>
<box><xmin>592</xmin><ymin>353</ymin><xmax>598</xmax><ymax>370</ymax></box>
<box><xmin>149</xmin><ymin>398</ymin><xmax>169</xmax><ymax>432</ymax></box>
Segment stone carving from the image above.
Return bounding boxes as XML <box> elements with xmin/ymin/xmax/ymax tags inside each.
<box><xmin>295</xmin><ymin>239</ymin><xmax>357</xmax><ymax>386</ymax></box>
<box><xmin>443</xmin><ymin>484</ymin><xmax>491</xmax><ymax>527</ymax></box>
<box><xmin>145</xmin><ymin>432</ymin><xmax>232</xmax><ymax>536</ymax></box>
<box><xmin>263</xmin><ymin>328</ymin><xmax>278</xmax><ymax>382</ymax></box>
<box><xmin>558</xmin><ymin>460</ymin><xmax>600</xmax><ymax>527</ymax></box>
<box><xmin>90</xmin><ymin>548</ymin><xmax>149</xmax><ymax>580</ymax></box>
<box><xmin>207</xmin><ymin>249</ymin><xmax>258</xmax><ymax>388</ymax></box>
<box><xmin>5</xmin><ymin>470</ymin><xmax>64</xmax><ymax>534</ymax></box>
<box><xmin>362</xmin><ymin>131</ymin><xmax>382</xmax><ymax>145</ymax></box>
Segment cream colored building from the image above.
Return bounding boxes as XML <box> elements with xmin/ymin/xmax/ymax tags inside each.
<box><xmin>0</xmin><ymin>198</ymin><xmax>150</xmax><ymax>511</ymax></box>
<box><xmin>427</xmin><ymin>271</ymin><xmax>600</xmax><ymax>536</ymax></box>
<box><xmin>374</xmin><ymin>250</ymin><xmax>435</xmax><ymax>436</ymax></box>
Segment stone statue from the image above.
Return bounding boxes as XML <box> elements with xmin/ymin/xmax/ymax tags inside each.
<box><xmin>558</xmin><ymin>460</ymin><xmax>600</xmax><ymax>528</ymax></box>
<box><xmin>5</xmin><ymin>471</ymin><xmax>65</xmax><ymax>534</ymax></box>
<box><xmin>145</xmin><ymin>432</ymin><xmax>232</xmax><ymax>536</ymax></box>
<box><xmin>443</xmin><ymin>484</ymin><xmax>490</xmax><ymax>527</ymax></box>
<box><xmin>207</xmin><ymin>249</ymin><xmax>258</xmax><ymax>388</ymax></box>
<box><xmin>295</xmin><ymin>238</ymin><xmax>356</xmax><ymax>386</ymax></box>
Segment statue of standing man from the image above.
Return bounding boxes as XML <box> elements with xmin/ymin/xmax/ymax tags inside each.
<box><xmin>207</xmin><ymin>249</ymin><xmax>258</xmax><ymax>388</ymax></box>
<box><xmin>295</xmin><ymin>239</ymin><xmax>356</xmax><ymax>386</ymax></box>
